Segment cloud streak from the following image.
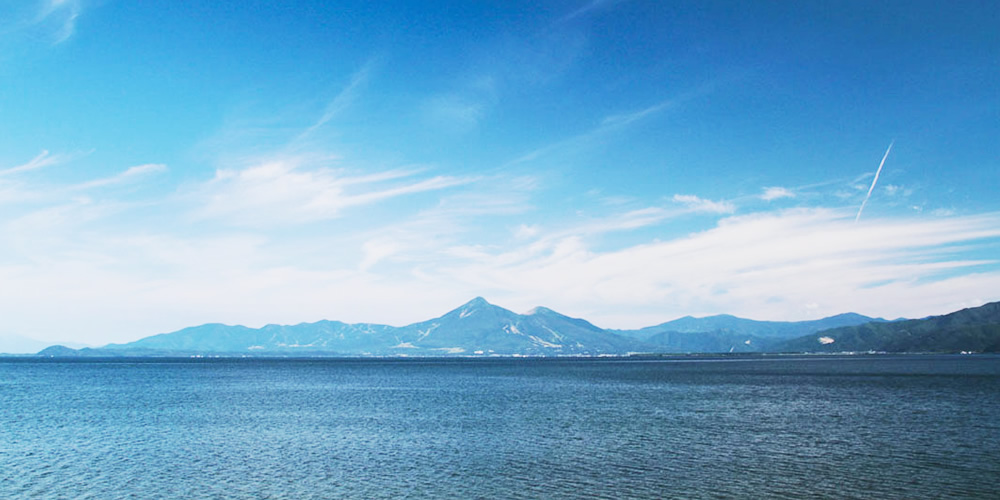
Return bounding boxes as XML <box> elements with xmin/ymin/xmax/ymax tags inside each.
<box><xmin>506</xmin><ymin>97</ymin><xmax>674</xmax><ymax>167</ymax></box>
<box><xmin>672</xmin><ymin>194</ymin><xmax>735</xmax><ymax>214</ymax></box>
<box><xmin>856</xmin><ymin>141</ymin><xmax>894</xmax><ymax>222</ymax></box>
<box><xmin>1</xmin><ymin>0</ymin><xmax>86</xmax><ymax>45</ymax></box>
<box><xmin>69</xmin><ymin>164</ymin><xmax>167</xmax><ymax>191</ymax></box>
<box><xmin>761</xmin><ymin>186</ymin><xmax>795</xmax><ymax>201</ymax></box>
<box><xmin>426</xmin><ymin>208</ymin><xmax>1000</xmax><ymax>327</ymax></box>
<box><xmin>0</xmin><ymin>150</ymin><xmax>63</xmax><ymax>177</ymax></box>
<box><xmin>559</xmin><ymin>0</ymin><xmax>627</xmax><ymax>23</ymax></box>
<box><xmin>195</xmin><ymin>158</ymin><xmax>470</xmax><ymax>226</ymax></box>
<box><xmin>44</xmin><ymin>0</ymin><xmax>81</xmax><ymax>44</ymax></box>
<box><xmin>297</xmin><ymin>59</ymin><xmax>378</xmax><ymax>141</ymax></box>
<box><xmin>3</xmin><ymin>162</ymin><xmax>999</xmax><ymax>344</ymax></box>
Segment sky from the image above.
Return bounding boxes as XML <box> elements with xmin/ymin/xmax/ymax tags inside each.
<box><xmin>1</xmin><ymin>0</ymin><xmax>998</xmax><ymax>346</ymax></box>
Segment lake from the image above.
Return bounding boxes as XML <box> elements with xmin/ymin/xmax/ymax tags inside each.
<box><xmin>1</xmin><ymin>355</ymin><xmax>999</xmax><ymax>499</ymax></box>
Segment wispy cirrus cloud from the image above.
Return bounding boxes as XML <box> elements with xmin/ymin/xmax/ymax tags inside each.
<box><xmin>194</xmin><ymin>157</ymin><xmax>470</xmax><ymax>226</ymax></box>
<box><xmin>0</xmin><ymin>0</ymin><xmax>84</xmax><ymax>46</ymax></box>
<box><xmin>3</xmin><ymin>157</ymin><xmax>999</xmax><ymax>343</ymax></box>
<box><xmin>506</xmin><ymin>97</ymin><xmax>675</xmax><ymax>167</ymax></box>
<box><xmin>297</xmin><ymin>58</ymin><xmax>379</xmax><ymax>141</ymax></box>
<box><xmin>69</xmin><ymin>163</ymin><xmax>167</xmax><ymax>191</ymax></box>
<box><xmin>420</xmin><ymin>208</ymin><xmax>1000</xmax><ymax>328</ymax></box>
<box><xmin>600</xmin><ymin>100</ymin><xmax>673</xmax><ymax>128</ymax></box>
<box><xmin>188</xmin><ymin>58</ymin><xmax>480</xmax><ymax>229</ymax></box>
<box><xmin>345</xmin><ymin>174</ymin><xmax>540</xmax><ymax>273</ymax></box>
<box><xmin>672</xmin><ymin>194</ymin><xmax>735</xmax><ymax>214</ymax></box>
<box><xmin>1</xmin><ymin>150</ymin><xmax>143</xmax><ymax>205</ymax></box>
<box><xmin>559</xmin><ymin>0</ymin><xmax>629</xmax><ymax>23</ymax></box>
<box><xmin>41</xmin><ymin>0</ymin><xmax>82</xmax><ymax>44</ymax></box>
<box><xmin>505</xmin><ymin>79</ymin><xmax>720</xmax><ymax>169</ymax></box>
<box><xmin>0</xmin><ymin>150</ymin><xmax>68</xmax><ymax>177</ymax></box>
<box><xmin>0</xmin><ymin>152</ymin><xmax>163</xmax><ymax>208</ymax></box>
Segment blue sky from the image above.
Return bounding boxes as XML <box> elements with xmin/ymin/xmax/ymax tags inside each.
<box><xmin>1</xmin><ymin>0</ymin><xmax>998</xmax><ymax>346</ymax></box>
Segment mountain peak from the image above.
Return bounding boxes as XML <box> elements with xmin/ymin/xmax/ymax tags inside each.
<box><xmin>440</xmin><ymin>296</ymin><xmax>510</xmax><ymax>321</ymax></box>
<box><xmin>463</xmin><ymin>296</ymin><xmax>491</xmax><ymax>307</ymax></box>
<box><xmin>524</xmin><ymin>306</ymin><xmax>557</xmax><ymax>316</ymax></box>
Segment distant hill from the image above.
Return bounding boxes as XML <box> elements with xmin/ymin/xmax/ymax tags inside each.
<box><xmin>81</xmin><ymin>297</ymin><xmax>651</xmax><ymax>357</ymax></box>
<box><xmin>33</xmin><ymin>299</ymin><xmax>999</xmax><ymax>357</ymax></box>
<box><xmin>103</xmin><ymin>321</ymin><xmax>397</xmax><ymax>355</ymax></box>
<box><xmin>37</xmin><ymin>345</ymin><xmax>88</xmax><ymax>357</ymax></box>
<box><xmin>615</xmin><ymin>312</ymin><xmax>883</xmax><ymax>353</ymax></box>
<box><xmin>618</xmin><ymin>313</ymin><xmax>883</xmax><ymax>340</ymax></box>
<box><xmin>778</xmin><ymin>301</ymin><xmax>1000</xmax><ymax>353</ymax></box>
<box><xmin>640</xmin><ymin>330</ymin><xmax>775</xmax><ymax>353</ymax></box>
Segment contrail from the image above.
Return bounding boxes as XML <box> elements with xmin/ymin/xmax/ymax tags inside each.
<box><xmin>855</xmin><ymin>141</ymin><xmax>894</xmax><ymax>222</ymax></box>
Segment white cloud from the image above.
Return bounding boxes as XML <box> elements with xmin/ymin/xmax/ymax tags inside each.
<box><xmin>1</xmin><ymin>62</ymin><xmax>994</xmax><ymax>347</ymax></box>
<box><xmin>70</xmin><ymin>163</ymin><xmax>167</xmax><ymax>190</ymax></box>
<box><xmin>514</xmin><ymin>224</ymin><xmax>540</xmax><ymax>239</ymax></box>
<box><xmin>672</xmin><ymin>194</ymin><xmax>735</xmax><ymax>214</ymax></box>
<box><xmin>0</xmin><ymin>183</ymin><xmax>38</xmax><ymax>205</ymax></box>
<box><xmin>415</xmin><ymin>208</ymin><xmax>1000</xmax><ymax>327</ymax></box>
<box><xmin>0</xmin><ymin>150</ymin><xmax>63</xmax><ymax>176</ymax></box>
<box><xmin>2</xmin><ymin>147</ymin><xmax>995</xmax><ymax>347</ymax></box>
<box><xmin>761</xmin><ymin>186</ymin><xmax>795</xmax><ymax>201</ymax></box>
<box><xmin>195</xmin><ymin>157</ymin><xmax>470</xmax><ymax>226</ymax></box>
<box><xmin>2</xmin><ymin>191</ymin><xmax>999</xmax><ymax>344</ymax></box>
<box><xmin>359</xmin><ymin>238</ymin><xmax>400</xmax><ymax>271</ymax></box>
<box><xmin>0</xmin><ymin>157</ymin><xmax>162</xmax><ymax>208</ymax></box>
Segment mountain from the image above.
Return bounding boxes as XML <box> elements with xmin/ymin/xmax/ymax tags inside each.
<box><xmin>386</xmin><ymin>298</ymin><xmax>644</xmax><ymax>355</ymax></box>
<box><xmin>104</xmin><ymin>321</ymin><xmax>396</xmax><ymax>355</ymax></box>
<box><xmin>778</xmin><ymin>301</ymin><xmax>1000</xmax><ymax>353</ymax></box>
<box><xmin>618</xmin><ymin>313</ymin><xmax>883</xmax><ymax>341</ymax></box>
<box><xmin>615</xmin><ymin>312</ymin><xmax>884</xmax><ymax>353</ymax></box>
<box><xmin>86</xmin><ymin>297</ymin><xmax>649</xmax><ymax>357</ymax></box>
<box><xmin>38</xmin><ymin>345</ymin><xmax>88</xmax><ymax>357</ymax></box>
<box><xmin>33</xmin><ymin>299</ymin><xmax>998</xmax><ymax>357</ymax></box>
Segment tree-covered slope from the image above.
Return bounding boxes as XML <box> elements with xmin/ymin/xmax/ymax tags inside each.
<box><xmin>778</xmin><ymin>302</ymin><xmax>1000</xmax><ymax>353</ymax></box>
<box><xmin>618</xmin><ymin>313</ymin><xmax>883</xmax><ymax>341</ymax></box>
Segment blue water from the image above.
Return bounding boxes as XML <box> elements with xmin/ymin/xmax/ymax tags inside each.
<box><xmin>1</xmin><ymin>356</ymin><xmax>999</xmax><ymax>499</ymax></box>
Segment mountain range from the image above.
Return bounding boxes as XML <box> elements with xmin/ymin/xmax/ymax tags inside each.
<box><xmin>780</xmin><ymin>301</ymin><xmax>1000</xmax><ymax>353</ymax></box>
<box><xmin>30</xmin><ymin>298</ymin><xmax>1000</xmax><ymax>357</ymax></box>
<box><xmin>613</xmin><ymin>312</ymin><xmax>890</xmax><ymax>353</ymax></box>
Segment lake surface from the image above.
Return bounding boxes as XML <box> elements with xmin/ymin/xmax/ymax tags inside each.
<box><xmin>1</xmin><ymin>355</ymin><xmax>999</xmax><ymax>499</ymax></box>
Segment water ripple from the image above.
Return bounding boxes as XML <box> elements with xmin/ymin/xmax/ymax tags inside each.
<box><xmin>1</xmin><ymin>356</ymin><xmax>999</xmax><ymax>498</ymax></box>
